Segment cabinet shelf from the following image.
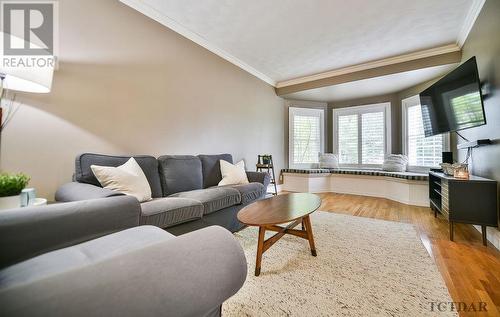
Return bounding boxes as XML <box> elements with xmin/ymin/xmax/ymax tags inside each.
<box><xmin>430</xmin><ymin>198</ymin><xmax>441</xmax><ymax>212</ymax></box>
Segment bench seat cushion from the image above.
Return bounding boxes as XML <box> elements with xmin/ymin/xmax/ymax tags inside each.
<box><xmin>169</xmin><ymin>187</ymin><xmax>241</xmax><ymax>215</ymax></box>
<box><xmin>281</xmin><ymin>168</ymin><xmax>331</xmax><ymax>174</ymax></box>
<box><xmin>281</xmin><ymin>168</ymin><xmax>428</xmax><ymax>181</ymax></box>
<box><xmin>140</xmin><ymin>198</ymin><xmax>204</xmax><ymax>228</ymax></box>
<box><xmin>328</xmin><ymin>169</ymin><xmax>428</xmax><ymax>181</ymax></box>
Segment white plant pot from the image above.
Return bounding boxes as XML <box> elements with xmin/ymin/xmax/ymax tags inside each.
<box><xmin>0</xmin><ymin>195</ymin><xmax>21</xmax><ymax>210</ymax></box>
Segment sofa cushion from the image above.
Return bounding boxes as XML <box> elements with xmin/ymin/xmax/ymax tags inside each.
<box><xmin>158</xmin><ymin>155</ymin><xmax>203</xmax><ymax>196</ymax></box>
<box><xmin>0</xmin><ymin>226</ymin><xmax>172</xmax><ymax>288</ymax></box>
<box><xmin>75</xmin><ymin>153</ymin><xmax>163</xmax><ymax>198</ymax></box>
<box><xmin>198</xmin><ymin>154</ymin><xmax>233</xmax><ymax>188</ymax></box>
<box><xmin>139</xmin><ymin>198</ymin><xmax>204</xmax><ymax>228</ymax></box>
<box><xmin>228</xmin><ymin>183</ymin><xmax>266</xmax><ymax>204</ymax></box>
<box><xmin>169</xmin><ymin>187</ymin><xmax>241</xmax><ymax>215</ymax></box>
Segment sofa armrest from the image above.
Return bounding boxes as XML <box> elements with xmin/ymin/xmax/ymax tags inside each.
<box><xmin>0</xmin><ymin>196</ymin><xmax>141</xmax><ymax>269</ymax></box>
<box><xmin>55</xmin><ymin>182</ymin><xmax>124</xmax><ymax>202</ymax></box>
<box><xmin>0</xmin><ymin>226</ymin><xmax>247</xmax><ymax>317</ymax></box>
<box><xmin>246</xmin><ymin>171</ymin><xmax>271</xmax><ymax>188</ymax></box>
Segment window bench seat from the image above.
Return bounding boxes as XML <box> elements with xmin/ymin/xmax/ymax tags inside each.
<box><xmin>281</xmin><ymin>168</ymin><xmax>429</xmax><ymax>207</ymax></box>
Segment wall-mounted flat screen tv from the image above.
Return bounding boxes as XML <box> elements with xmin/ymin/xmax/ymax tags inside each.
<box><xmin>419</xmin><ymin>56</ymin><xmax>486</xmax><ymax>137</ymax></box>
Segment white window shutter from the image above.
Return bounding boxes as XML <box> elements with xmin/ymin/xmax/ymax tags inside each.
<box><xmin>338</xmin><ymin>114</ymin><xmax>358</xmax><ymax>164</ymax></box>
<box><xmin>407</xmin><ymin>104</ymin><xmax>443</xmax><ymax>167</ymax></box>
<box><xmin>333</xmin><ymin>103</ymin><xmax>390</xmax><ymax>167</ymax></box>
<box><xmin>361</xmin><ymin>112</ymin><xmax>385</xmax><ymax>164</ymax></box>
<box><xmin>289</xmin><ymin>107</ymin><xmax>325</xmax><ymax>168</ymax></box>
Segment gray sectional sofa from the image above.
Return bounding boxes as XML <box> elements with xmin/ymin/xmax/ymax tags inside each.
<box><xmin>56</xmin><ymin>153</ymin><xmax>270</xmax><ymax>235</ymax></box>
<box><xmin>0</xmin><ymin>196</ymin><xmax>247</xmax><ymax>316</ymax></box>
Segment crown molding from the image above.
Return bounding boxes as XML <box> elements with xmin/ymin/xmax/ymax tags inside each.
<box><xmin>457</xmin><ymin>0</ymin><xmax>485</xmax><ymax>47</ymax></box>
<box><xmin>119</xmin><ymin>0</ymin><xmax>276</xmax><ymax>86</ymax></box>
<box><xmin>276</xmin><ymin>44</ymin><xmax>461</xmax><ymax>89</ymax></box>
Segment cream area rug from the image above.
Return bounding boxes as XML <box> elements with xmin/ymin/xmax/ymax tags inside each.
<box><xmin>223</xmin><ymin>212</ymin><xmax>456</xmax><ymax>317</ymax></box>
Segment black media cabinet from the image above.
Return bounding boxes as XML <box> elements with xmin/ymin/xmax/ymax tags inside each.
<box><xmin>429</xmin><ymin>171</ymin><xmax>498</xmax><ymax>246</ymax></box>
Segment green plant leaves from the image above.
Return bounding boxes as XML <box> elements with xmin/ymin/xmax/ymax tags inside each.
<box><xmin>0</xmin><ymin>173</ymin><xmax>30</xmax><ymax>197</ymax></box>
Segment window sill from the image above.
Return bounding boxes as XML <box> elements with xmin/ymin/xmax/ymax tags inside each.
<box><xmin>289</xmin><ymin>163</ymin><xmax>320</xmax><ymax>169</ymax></box>
<box><xmin>407</xmin><ymin>166</ymin><xmax>436</xmax><ymax>174</ymax></box>
<box><xmin>337</xmin><ymin>164</ymin><xmax>383</xmax><ymax>170</ymax></box>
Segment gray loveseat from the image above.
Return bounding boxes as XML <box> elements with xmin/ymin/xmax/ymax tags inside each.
<box><xmin>0</xmin><ymin>196</ymin><xmax>247</xmax><ymax>316</ymax></box>
<box><xmin>56</xmin><ymin>153</ymin><xmax>270</xmax><ymax>235</ymax></box>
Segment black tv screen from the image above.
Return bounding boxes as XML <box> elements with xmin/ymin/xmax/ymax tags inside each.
<box><xmin>419</xmin><ymin>56</ymin><xmax>486</xmax><ymax>137</ymax></box>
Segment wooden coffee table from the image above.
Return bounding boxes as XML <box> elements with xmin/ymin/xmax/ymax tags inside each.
<box><xmin>237</xmin><ymin>193</ymin><xmax>321</xmax><ymax>276</ymax></box>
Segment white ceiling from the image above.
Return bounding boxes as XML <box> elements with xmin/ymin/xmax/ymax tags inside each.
<box><xmin>282</xmin><ymin>64</ymin><xmax>457</xmax><ymax>102</ymax></box>
<box><xmin>121</xmin><ymin>0</ymin><xmax>480</xmax><ymax>85</ymax></box>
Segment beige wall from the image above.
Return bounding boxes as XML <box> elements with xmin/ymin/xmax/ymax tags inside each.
<box><xmin>1</xmin><ymin>0</ymin><xmax>285</xmax><ymax>199</ymax></box>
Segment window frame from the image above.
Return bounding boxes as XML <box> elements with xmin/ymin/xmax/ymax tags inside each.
<box><xmin>288</xmin><ymin>106</ymin><xmax>325</xmax><ymax>169</ymax></box>
<box><xmin>332</xmin><ymin>102</ymin><xmax>392</xmax><ymax>169</ymax></box>
<box><xmin>401</xmin><ymin>95</ymin><xmax>450</xmax><ymax>172</ymax></box>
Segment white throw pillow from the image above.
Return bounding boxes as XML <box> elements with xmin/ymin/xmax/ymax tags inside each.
<box><xmin>319</xmin><ymin>153</ymin><xmax>339</xmax><ymax>168</ymax></box>
<box><xmin>218</xmin><ymin>160</ymin><xmax>249</xmax><ymax>186</ymax></box>
<box><xmin>382</xmin><ymin>154</ymin><xmax>409</xmax><ymax>172</ymax></box>
<box><xmin>91</xmin><ymin>157</ymin><xmax>152</xmax><ymax>202</ymax></box>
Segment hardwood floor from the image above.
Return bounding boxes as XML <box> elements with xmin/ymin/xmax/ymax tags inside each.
<box><xmin>315</xmin><ymin>192</ymin><xmax>500</xmax><ymax>317</ymax></box>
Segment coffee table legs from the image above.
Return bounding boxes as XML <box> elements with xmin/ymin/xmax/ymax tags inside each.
<box><xmin>254</xmin><ymin>216</ymin><xmax>316</xmax><ymax>276</ymax></box>
<box><xmin>303</xmin><ymin>215</ymin><xmax>317</xmax><ymax>257</ymax></box>
<box><xmin>255</xmin><ymin>226</ymin><xmax>266</xmax><ymax>276</ymax></box>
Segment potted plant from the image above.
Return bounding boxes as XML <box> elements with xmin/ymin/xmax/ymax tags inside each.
<box><xmin>262</xmin><ymin>155</ymin><xmax>272</xmax><ymax>165</ymax></box>
<box><xmin>0</xmin><ymin>173</ymin><xmax>30</xmax><ymax>210</ymax></box>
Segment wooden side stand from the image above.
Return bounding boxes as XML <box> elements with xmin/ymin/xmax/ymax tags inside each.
<box><xmin>254</xmin><ymin>215</ymin><xmax>316</xmax><ymax>276</ymax></box>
